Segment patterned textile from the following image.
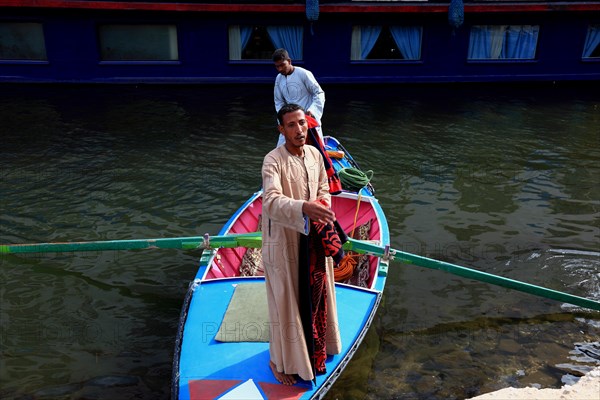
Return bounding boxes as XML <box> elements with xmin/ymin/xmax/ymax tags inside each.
<box><xmin>311</xmin><ymin>220</ymin><xmax>345</xmax><ymax>265</ymax></box>
<box><xmin>239</xmin><ymin>215</ymin><xmax>264</xmax><ymax>276</ymax></box>
<box><xmin>298</xmin><ymin>224</ymin><xmax>329</xmax><ymax>378</ymax></box>
<box><xmin>345</xmin><ymin>220</ymin><xmax>372</xmax><ymax>287</ymax></box>
<box><xmin>308</xmin><ymin>229</ymin><xmax>328</xmax><ymax>374</ymax></box>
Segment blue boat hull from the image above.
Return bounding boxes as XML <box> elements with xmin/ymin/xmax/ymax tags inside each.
<box><xmin>176</xmin><ymin>278</ymin><xmax>381</xmax><ymax>399</ymax></box>
<box><xmin>172</xmin><ymin>136</ymin><xmax>390</xmax><ymax>399</ymax></box>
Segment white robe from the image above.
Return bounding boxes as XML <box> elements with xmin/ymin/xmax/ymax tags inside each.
<box><xmin>261</xmin><ymin>144</ymin><xmax>342</xmax><ymax>382</ymax></box>
<box><xmin>274</xmin><ymin>66</ymin><xmax>325</xmax><ymax>146</ymax></box>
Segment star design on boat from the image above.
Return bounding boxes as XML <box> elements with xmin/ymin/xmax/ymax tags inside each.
<box><xmin>188</xmin><ymin>378</ymin><xmax>308</xmax><ymax>399</ymax></box>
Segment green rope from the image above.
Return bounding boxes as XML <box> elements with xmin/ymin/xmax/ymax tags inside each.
<box><xmin>339</xmin><ymin>167</ymin><xmax>373</xmax><ymax>192</ymax></box>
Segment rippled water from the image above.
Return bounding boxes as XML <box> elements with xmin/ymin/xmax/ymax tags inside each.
<box><xmin>1</xmin><ymin>83</ymin><xmax>598</xmax><ymax>399</ymax></box>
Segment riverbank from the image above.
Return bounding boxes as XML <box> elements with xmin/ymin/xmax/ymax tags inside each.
<box><xmin>469</xmin><ymin>367</ymin><xmax>600</xmax><ymax>400</ymax></box>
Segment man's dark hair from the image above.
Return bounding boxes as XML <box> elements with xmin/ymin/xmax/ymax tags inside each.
<box><xmin>272</xmin><ymin>48</ymin><xmax>290</xmax><ymax>63</ymax></box>
<box><xmin>277</xmin><ymin>103</ymin><xmax>304</xmax><ymax>125</ymax></box>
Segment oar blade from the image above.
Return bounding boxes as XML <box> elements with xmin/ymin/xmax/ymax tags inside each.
<box><xmin>344</xmin><ymin>238</ymin><xmax>600</xmax><ymax>312</ymax></box>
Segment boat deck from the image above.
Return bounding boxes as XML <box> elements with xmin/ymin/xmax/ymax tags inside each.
<box><xmin>177</xmin><ymin>277</ymin><xmax>381</xmax><ymax>400</ymax></box>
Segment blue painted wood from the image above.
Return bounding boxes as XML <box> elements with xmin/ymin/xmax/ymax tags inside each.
<box><xmin>0</xmin><ymin>6</ymin><xmax>598</xmax><ymax>83</ymax></box>
<box><xmin>173</xmin><ymin>136</ymin><xmax>390</xmax><ymax>399</ymax></box>
<box><xmin>176</xmin><ymin>278</ymin><xmax>381</xmax><ymax>399</ymax></box>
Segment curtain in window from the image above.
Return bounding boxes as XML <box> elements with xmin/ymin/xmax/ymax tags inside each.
<box><xmin>228</xmin><ymin>25</ymin><xmax>253</xmax><ymax>60</ymax></box>
<box><xmin>389</xmin><ymin>26</ymin><xmax>422</xmax><ymax>60</ymax></box>
<box><xmin>489</xmin><ymin>26</ymin><xmax>505</xmax><ymax>59</ymax></box>
<box><xmin>468</xmin><ymin>26</ymin><xmax>491</xmax><ymax>59</ymax></box>
<box><xmin>503</xmin><ymin>25</ymin><xmax>538</xmax><ymax>59</ymax></box>
<box><xmin>350</xmin><ymin>26</ymin><xmax>382</xmax><ymax>60</ymax></box>
<box><xmin>266</xmin><ymin>26</ymin><xmax>303</xmax><ymax>59</ymax></box>
<box><xmin>469</xmin><ymin>25</ymin><xmax>537</xmax><ymax>60</ymax></box>
<box><xmin>350</xmin><ymin>26</ymin><xmax>361</xmax><ymax>60</ymax></box>
<box><xmin>468</xmin><ymin>25</ymin><xmax>505</xmax><ymax>59</ymax></box>
<box><xmin>583</xmin><ymin>25</ymin><xmax>600</xmax><ymax>58</ymax></box>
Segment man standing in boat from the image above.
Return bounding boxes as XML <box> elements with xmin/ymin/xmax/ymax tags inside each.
<box><xmin>261</xmin><ymin>103</ymin><xmax>342</xmax><ymax>385</ymax></box>
<box><xmin>273</xmin><ymin>48</ymin><xmax>325</xmax><ymax>147</ymax></box>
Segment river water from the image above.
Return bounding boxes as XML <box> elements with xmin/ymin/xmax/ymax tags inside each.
<box><xmin>1</xmin><ymin>83</ymin><xmax>598</xmax><ymax>399</ymax></box>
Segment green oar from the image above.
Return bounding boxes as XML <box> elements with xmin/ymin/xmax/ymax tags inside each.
<box><xmin>0</xmin><ymin>232</ymin><xmax>262</xmax><ymax>254</ymax></box>
<box><xmin>3</xmin><ymin>233</ymin><xmax>598</xmax><ymax>311</ymax></box>
<box><xmin>343</xmin><ymin>238</ymin><xmax>600</xmax><ymax>312</ymax></box>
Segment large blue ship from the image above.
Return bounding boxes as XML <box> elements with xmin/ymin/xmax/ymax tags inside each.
<box><xmin>1</xmin><ymin>0</ymin><xmax>599</xmax><ymax>83</ymax></box>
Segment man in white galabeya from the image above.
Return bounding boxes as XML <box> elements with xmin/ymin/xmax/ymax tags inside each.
<box><xmin>273</xmin><ymin>48</ymin><xmax>325</xmax><ymax>146</ymax></box>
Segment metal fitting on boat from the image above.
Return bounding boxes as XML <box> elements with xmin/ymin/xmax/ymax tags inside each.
<box><xmin>383</xmin><ymin>245</ymin><xmax>396</xmax><ymax>262</ymax></box>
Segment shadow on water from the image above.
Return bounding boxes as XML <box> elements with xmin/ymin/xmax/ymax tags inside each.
<box><xmin>1</xmin><ymin>83</ymin><xmax>599</xmax><ymax>399</ymax></box>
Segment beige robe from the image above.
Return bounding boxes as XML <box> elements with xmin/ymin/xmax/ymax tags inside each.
<box><xmin>261</xmin><ymin>144</ymin><xmax>342</xmax><ymax>382</ymax></box>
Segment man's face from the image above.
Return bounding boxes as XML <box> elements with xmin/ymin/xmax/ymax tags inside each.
<box><xmin>274</xmin><ymin>59</ymin><xmax>293</xmax><ymax>76</ymax></box>
<box><xmin>279</xmin><ymin>109</ymin><xmax>307</xmax><ymax>148</ymax></box>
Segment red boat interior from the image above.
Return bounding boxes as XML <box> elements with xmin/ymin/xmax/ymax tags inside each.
<box><xmin>205</xmin><ymin>194</ymin><xmax>381</xmax><ymax>289</ymax></box>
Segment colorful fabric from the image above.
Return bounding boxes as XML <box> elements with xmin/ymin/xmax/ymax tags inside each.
<box><xmin>298</xmin><ymin>225</ymin><xmax>330</xmax><ymax>376</ymax></box>
<box><xmin>305</xmin><ymin>115</ymin><xmax>343</xmax><ymax>194</ymax></box>
<box><xmin>240</xmin><ymin>215</ymin><xmax>263</xmax><ymax>276</ymax></box>
<box><xmin>305</xmin><ymin>218</ymin><xmax>343</xmax><ymax>374</ymax></box>
<box><xmin>308</xmin><ymin>230</ymin><xmax>328</xmax><ymax>373</ymax></box>
<box><xmin>311</xmin><ymin>220</ymin><xmax>345</xmax><ymax>265</ymax></box>
<box><xmin>345</xmin><ymin>220</ymin><xmax>372</xmax><ymax>287</ymax></box>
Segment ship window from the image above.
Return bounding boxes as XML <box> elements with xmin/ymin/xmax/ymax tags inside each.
<box><xmin>229</xmin><ymin>25</ymin><xmax>303</xmax><ymax>60</ymax></box>
<box><xmin>0</xmin><ymin>22</ymin><xmax>47</xmax><ymax>61</ymax></box>
<box><xmin>351</xmin><ymin>26</ymin><xmax>422</xmax><ymax>60</ymax></box>
<box><xmin>468</xmin><ymin>25</ymin><xmax>539</xmax><ymax>60</ymax></box>
<box><xmin>582</xmin><ymin>25</ymin><xmax>600</xmax><ymax>59</ymax></box>
<box><xmin>98</xmin><ymin>24</ymin><xmax>178</xmax><ymax>61</ymax></box>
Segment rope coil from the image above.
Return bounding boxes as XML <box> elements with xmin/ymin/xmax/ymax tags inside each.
<box><xmin>334</xmin><ymin>254</ymin><xmax>358</xmax><ymax>281</ymax></box>
<box><xmin>339</xmin><ymin>167</ymin><xmax>373</xmax><ymax>192</ymax></box>
<box><xmin>333</xmin><ymin>168</ymin><xmax>373</xmax><ymax>282</ymax></box>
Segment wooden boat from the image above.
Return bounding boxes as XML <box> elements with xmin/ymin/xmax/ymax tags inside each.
<box><xmin>172</xmin><ymin>136</ymin><xmax>390</xmax><ymax>399</ymax></box>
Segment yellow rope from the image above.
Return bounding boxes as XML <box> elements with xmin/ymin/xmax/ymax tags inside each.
<box><xmin>350</xmin><ymin>191</ymin><xmax>362</xmax><ymax>238</ymax></box>
<box><xmin>335</xmin><ymin>191</ymin><xmax>364</xmax><ymax>282</ymax></box>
